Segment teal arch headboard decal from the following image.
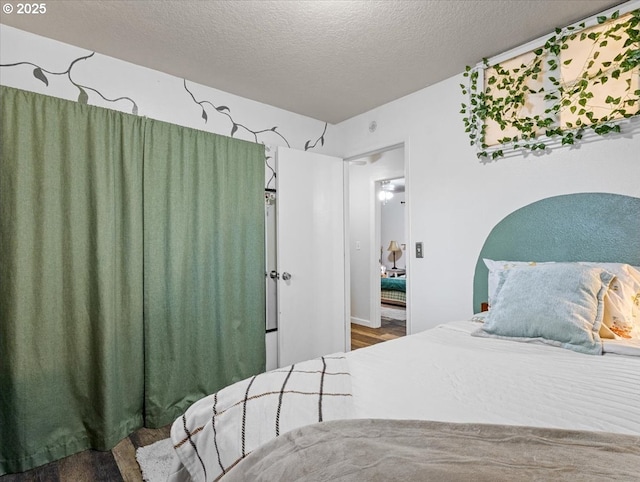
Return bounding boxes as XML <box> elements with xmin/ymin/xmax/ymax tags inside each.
<box><xmin>473</xmin><ymin>192</ymin><xmax>640</xmax><ymax>313</ymax></box>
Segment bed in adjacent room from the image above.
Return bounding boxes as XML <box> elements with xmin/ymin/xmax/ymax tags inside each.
<box><xmin>168</xmin><ymin>192</ymin><xmax>640</xmax><ymax>481</ymax></box>
<box><xmin>380</xmin><ymin>276</ymin><xmax>406</xmax><ymax>306</ymax></box>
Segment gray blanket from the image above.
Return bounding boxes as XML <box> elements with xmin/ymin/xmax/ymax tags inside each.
<box><xmin>221</xmin><ymin>419</ymin><xmax>640</xmax><ymax>481</ymax></box>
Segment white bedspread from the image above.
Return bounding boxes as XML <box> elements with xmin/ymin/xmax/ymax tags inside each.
<box><xmin>348</xmin><ymin>321</ymin><xmax>640</xmax><ymax>435</ymax></box>
<box><xmin>170</xmin><ymin>321</ymin><xmax>640</xmax><ymax>481</ymax></box>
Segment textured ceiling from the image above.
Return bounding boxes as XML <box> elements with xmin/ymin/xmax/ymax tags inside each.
<box><xmin>1</xmin><ymin>0</ymin><xmax>626</xmax><ymax>123</ymax></box>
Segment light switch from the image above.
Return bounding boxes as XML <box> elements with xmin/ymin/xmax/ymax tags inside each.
<box><xmin>416</xmin><ymin>242</ymin><xmax>424</xmax><ymax>258</ymax></box>
<box><xmin>355</xmin><ymin>241</ymin><xmax>361</xmax><ymax>250</ymax></box>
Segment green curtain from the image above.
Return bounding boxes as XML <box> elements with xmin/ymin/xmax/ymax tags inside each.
<box><xmin>0</xmin><ymin>86</ymin><xmax>145</xmax><ymax>473</ymax></box>
<box><xmin>143</xmin><ymin>118</ymin><xmax>266</xmax><ymax>427</ymax></box>
<box><xmin>0</xmin><ymin>86</ymin><xmax>266</xmax><ymax>473</ymax></box>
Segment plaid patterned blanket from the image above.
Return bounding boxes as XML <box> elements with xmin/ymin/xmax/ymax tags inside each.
<box><xmin>170</xmin><ymin>355</ymin><xmax>353</xmax><ymax>482</ymax></box>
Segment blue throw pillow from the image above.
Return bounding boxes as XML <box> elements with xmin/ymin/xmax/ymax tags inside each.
<box><xmin>474</xmin><ymin>263</ymin><xmax>614</xmax><ymax>355</ymax></box>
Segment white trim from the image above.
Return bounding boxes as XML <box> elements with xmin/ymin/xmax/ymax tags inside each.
<box><xmin>342</xmin><ymin>138</ymin><xmax>407</xmax><ymax>162</ymax></box>
<box><xmin>350</xmin><ymin>316</ymin><xmax>377</xmax><ymax>328</ymax></box>
<box><xmin>343</xmin><ymin>160</ymin><xmax>352</xmax><ymax>350</ymax></box>
<box><xmin>402</xmin><ymin>139</ymin><xmax>411</xmax><ymax>336</ymax></box>
<box><xmin>344</xmin><ymin>142</ymin><xmax>404</xmax><ymax>162</ymax></box>
<box><xmin>370</xmin><ymin>179</ymin><xmax>382</xmax><ymax>329</ymax></box>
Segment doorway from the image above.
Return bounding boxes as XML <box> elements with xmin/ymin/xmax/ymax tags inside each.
<box><xmin>347</xmin><ymin>145</ymin><xmax>408</xmax><ymax>350</ymax></box>
<box><xmin>377</xmin><ymin>176</ymin><xmax>407</xmax><ymax>342</ymax></box>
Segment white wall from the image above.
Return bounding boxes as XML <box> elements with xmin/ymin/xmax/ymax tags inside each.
<box><xmin>337</xmin><ymin>73</ymin><xmax>640</xmax><ymax>334</ymax></box>
<box><xmin>349</xmin><ymin>148</ymin><xmax>404</xmax><ymax>326</ymax></box>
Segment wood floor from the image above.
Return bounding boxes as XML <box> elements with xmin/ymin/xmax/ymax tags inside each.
<box><xmin>0</xmin><ymin>425</ymin><xmax>171</xmax><ymax>482</ymax></box>
<box><xmin>351</xmin><ymin>306</ymin><xmax>406</xmax><ymax>350</ymax></box>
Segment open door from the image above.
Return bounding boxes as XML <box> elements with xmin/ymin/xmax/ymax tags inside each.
<box><xmin>276</xmin><ymin>147</ymin><xmax>347</xmax><ymax>367</ymax></box>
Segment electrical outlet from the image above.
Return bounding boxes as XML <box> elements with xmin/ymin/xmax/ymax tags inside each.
<box><xmin>416</xmin><ymin>242</ymin><xmax>424</xmax><ymax>258</ymax></box>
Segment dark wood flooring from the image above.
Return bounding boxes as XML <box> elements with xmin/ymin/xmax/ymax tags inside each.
<box><xmin>0</xmin><ymin>425</ymin><xmax>171</xmax><ymax>482</ymax></box>
<box><xmin>351</xmin><ymin>305</ymin><xmax>406</xmax><ymax>350</ymax></box>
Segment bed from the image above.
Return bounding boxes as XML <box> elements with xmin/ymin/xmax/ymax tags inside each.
<box><xmin>169</xmin><ymin>192</ymin><xmax>640</xmax><ymax>481</ymax></box>
<box><xmin>380</xmin><ymin>276</ymin><xmax>406</xmax><ymax>305</ymax></box>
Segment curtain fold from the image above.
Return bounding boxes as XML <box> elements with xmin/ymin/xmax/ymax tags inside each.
<box><xmin>0</xmin><ymin>86</ymin><xmax>145</xmax><ymax>474</ymax></box>
<box><xmin>143</xmin><ymin>118</ymin><xmax>266</xmax><ymax>427</ymax></box>
<box><xmin>0</xmin><ymin>86</ymin><xmax>266</xmax><ymax>473</ymax></box>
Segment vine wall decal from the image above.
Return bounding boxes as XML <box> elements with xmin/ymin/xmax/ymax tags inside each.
<box><xmin>0</xmin><ymin>52</ymin><xmax>139</xmax><ymax>115</ymax></box>
<box><xmin>184</xmin><ymin>79</ymin><xmax>291</xmax><ymax>147</ymax></box>
<box><xmin>183</xmin><ymin>79</ymin><xmax>329</xmax><ymax>154</ymax></box>
<box><xmin>264</xmin><ymin>146</ymin><xmax>276</xmax><ymax>190</ymax></box>
<box><xmin>304</xmin><ymin>122</ymin><xmax>327</xmax><ymax>151</ymax></box>
<box><xmin>1</xmin><ymin>46</ymin><xmax>330</xmax><ymax>193</ymax></box>
<box><xmin>182</xmin><ymin>79</ymin><xmax>330</xmax><ymax>191</ymax></box>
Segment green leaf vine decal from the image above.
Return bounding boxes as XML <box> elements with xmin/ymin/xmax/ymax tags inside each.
<box><xmin>460</xmin><ymin>8</ymin><xmax>640</xmax><ymax>160</ymax></box>
<box><xmin>1</xmin><ymin>52</ymin><xmax>139</xmax><ymax>115</ymax></box>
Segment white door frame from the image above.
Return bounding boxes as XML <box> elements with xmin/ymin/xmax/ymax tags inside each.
<box><xmin>371</xmin><ymin>179</ymin><xmax>383</xmax><ymax>329</ymax></box>
<box><xmin>343</xmin><ymin>141</ymin><xmax>410</xmax><ymax>340</ymax></box>
<box><xmin>342</xmin><ymin>162</ymin><xmax>352</xmax><ymax>351</ymax></box>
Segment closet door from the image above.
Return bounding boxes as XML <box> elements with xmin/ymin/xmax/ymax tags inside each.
<box><xmin>276</xmin><ymin>147</ymin><xmax>347</xmax><ymax>367</ymax></box>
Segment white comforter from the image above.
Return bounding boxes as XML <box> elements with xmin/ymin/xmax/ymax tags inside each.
<box><xmin>170</xmin><ymin>321</ymin><xmax>640</xmax><ymax>481</ymax></box>
<box><xmin>349</xmin><ymin>321</ymin><xmax>640</xmax><ymax>435</ymax></box>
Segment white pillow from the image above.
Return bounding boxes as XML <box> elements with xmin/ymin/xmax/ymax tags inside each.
<box><xmin>629</xmin><ymin>266</ymin><xmax>640</xmax><ymax>335</ymax></box>
<box><xmin>581</xmin><ymin>263</ymin><xmax>640</xmax><ymax>339</ymax></box>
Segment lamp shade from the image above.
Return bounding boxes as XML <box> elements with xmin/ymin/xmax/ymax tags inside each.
<box><xmin>387</xmin><ymin>240</ymin><xmax>400</xmax><ymax>252</ymax></box>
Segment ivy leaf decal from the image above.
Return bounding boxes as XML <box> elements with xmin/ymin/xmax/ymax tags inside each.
<box><xmin>201</xmin><ymin>108</ymin><xmax>208</xmax><ymax>123</ymax></box>
<box><xmin>304</xmin><ymin>140</ymin><xmax>311</xmax><ymax>151</ymax></box>
<box><xmin>77</xmin><ymin>87</ymin><xmax>88</xmax><ymax>104</ymax></box>
<box><xmin>6</xmin><ymin>53</ymin><xmax>141</xmax><ymax>116</ymax></box>
<box><xmin>182</xmin><ymin>79</ymin><xmax>294</xmax><ymax>148</ymax></box>
<box><xmin>32</xmin><ymin>67</ymin><xmax>49</xmax><ymax>86</ymax></box>
<box><xmin>320</xmin><ymin>136</ymin><xmax>325</xmax><ymax>146</ymax></box>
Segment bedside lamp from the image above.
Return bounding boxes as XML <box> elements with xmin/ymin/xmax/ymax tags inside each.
<box><xmin>387</xmin><ymin>240</ymin><xmax>401</xmax><ymax>269</ymax></box>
